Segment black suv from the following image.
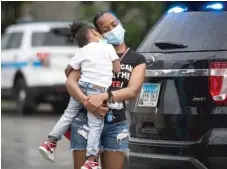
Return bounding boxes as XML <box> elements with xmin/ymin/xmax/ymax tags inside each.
<box><xmin>127</xmin><ymin>3</ymin><xmax>227</xmax><ymax>169</ymax></box>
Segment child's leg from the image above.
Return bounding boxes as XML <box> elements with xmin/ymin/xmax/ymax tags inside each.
<box><xmin>80</xmin><ymin>82</ymin><xmax>106</xmax><ymax>168</ymax></box>
<box><xmin>39</xmin><ymin>97</ymin><xmax>82</xmax><ymax>162</ymax></box>
<box><xmin>86</xmin><ymin>112</ymin><xmax>104</xmax><ymax>161</ymax></box>
<box><xmin>81</xmin><ymin>112</ymin><xmax>103</xmax><ymax>169</ymax></box>
<box><xmin>48</xmin><ymin>97</ymin><xmax>82</xmax><ymax>141</ymax></box>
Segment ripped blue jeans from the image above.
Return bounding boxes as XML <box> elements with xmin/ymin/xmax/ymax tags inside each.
<box><xmin>70</xmin><ymin>113</ymin><xmax>129</xmax><ymax>155</ymax></box>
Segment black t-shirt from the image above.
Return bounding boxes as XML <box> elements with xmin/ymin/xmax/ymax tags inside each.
<box><xmin>79</xmin><ymin>48</ymin><xmax>146</xmax><ymax>123</ymax></box>
<box><xmin>107</xmin><ymin>48</ymin><xmax>146</xmax><ymax>122</ymax></box>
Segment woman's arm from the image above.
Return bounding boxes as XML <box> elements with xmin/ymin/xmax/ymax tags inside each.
<box><xmin>111</xmin><ymin>63</ymin><xmax>146</xmax><ymax>101</ymax></box>
<box><xmin>85</xmin><ymin>63</ymin><xmax>146</xmax><ymax>111</ymax></box>
<box><xmin>65</xmin><ymin>69</ymin><xmax>109</xmax><ymax>116</ymax></box>
<box><xmin>65</xmin><ymin>70</ymin><xmax>87</xmax><ymax>105</ymax></box>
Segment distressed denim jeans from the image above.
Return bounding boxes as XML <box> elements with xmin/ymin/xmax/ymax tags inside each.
<box><xmin>70</xmin><ymin>113</ymin><xmax>130</xmax><ymax>157</ymax></box>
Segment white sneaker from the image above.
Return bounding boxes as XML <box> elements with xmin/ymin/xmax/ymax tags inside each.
<box><xmin>81</xmin><ymin>160</ymin><xmax>101</xmax><ymax>169</ymax></box>
<box><xmin>39</xmin><ymin>141</ymin><xmax>56</xmax><ymax>162</ymax></box>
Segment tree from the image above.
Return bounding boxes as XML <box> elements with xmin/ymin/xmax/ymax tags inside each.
<box><xmin>1</xmin><ymin>1</ymin><xmax>22</xmax><ymax>33</ymax></box>
<box><xmin>110</xmin><ymin>1</ymin><xmax>166</xmax><ymax>49</ymax></box>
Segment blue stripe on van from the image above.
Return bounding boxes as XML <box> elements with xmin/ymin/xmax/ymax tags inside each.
<box><xmin>1</xmin><ymin>61</ymin><xmax>42</xmax><ymax>69</ymax></box>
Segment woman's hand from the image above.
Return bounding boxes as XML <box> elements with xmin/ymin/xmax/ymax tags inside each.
<box><xmin>84</xmin><ymin>93</ymin><xmax>108</xmax><ymax>112</ymax></box>
<box><xmin>93</xmin><ymin>105</ymin><xmax>109</xmax><ymax>118</ymax></box>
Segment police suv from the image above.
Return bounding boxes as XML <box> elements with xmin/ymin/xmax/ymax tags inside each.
<box><xmin>127</xmin><ymin>2</ymin><xmax>227</xmax><ymax>169</ymax></box>
<box><xmin>1</xmin><ymin>22</ymin><xmax>77</xmax><ymax>114</ymax></box>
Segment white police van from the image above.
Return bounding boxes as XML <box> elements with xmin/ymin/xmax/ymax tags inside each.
<box><xmin>1</xmin><ymin>22</ymin><xmax>78</xmax><ymax>114</ymax></box>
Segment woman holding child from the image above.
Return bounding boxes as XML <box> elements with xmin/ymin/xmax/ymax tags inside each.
<box><xmin>39</xmin><ymin>10</ymin><xmax>146</xmax><ymax>169</ymax></box>
<box><xmin>66</xmin><ymin>11</ymin><xmax>146</xmax><ymax>169</ymax></box>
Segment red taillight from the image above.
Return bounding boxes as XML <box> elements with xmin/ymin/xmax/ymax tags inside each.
<box><xmin>209</xmin><ymin>61</ymin><xmax>227</xmax><ymax>105</ymax></box>
<box><xmin>36</xmin><ymin>52</ymin><xmax>50</xmax><ymax>67</ymax></box>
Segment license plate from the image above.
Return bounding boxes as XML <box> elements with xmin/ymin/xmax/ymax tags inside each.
<box><xmin>138</xmin><ymin>83</ymin><xmax>161</xmax><ymax>107</ymax></box>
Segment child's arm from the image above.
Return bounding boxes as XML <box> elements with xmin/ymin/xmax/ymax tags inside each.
<box><xmin>65</xmin><ymin>65</ymin><xmax>74</xmax><ymax>77</ymax></box>
<box><xmin>65</xmin><ymin>50</ymin><xmax>88</xmax><ymax>104</ymax></box>
<box><xmin>109</xmin><ymin>45</ymin><xmax>121</xmax><ymax>73</ymax></box>
<box><xmin>112</xmin><ymin>60</ymin><xmax>121</xmax><ymax>73</ymax></box>
<box><xmin>66</xmin><ymin>70</ymin><xmax>88</xmax><ymax>105</ymax></box>
<box><xmin>67</xmin><ymin>49</ymin><xmax>84</xmax><ymax>75</ymax></box>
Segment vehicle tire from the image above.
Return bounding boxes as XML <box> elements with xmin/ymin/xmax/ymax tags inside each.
<box><xmin>14</xmin><ymin>78</ymin><xmax>35</xmax><ymax>115</ymax></box>
<box><xmin>52</xmin><ymin>101</ymin><xmax>68</xmax><ymax>114</ymax></box>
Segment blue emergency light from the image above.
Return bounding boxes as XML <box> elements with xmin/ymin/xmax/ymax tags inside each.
<box><xmin>167</xmin><ymin>6</ymin><xmax>188</xmax><ymax>13</ymax></box>
<box><xmin>206</xmin><ymin>3</ymin><xmax>224</xmax><ymax>10</ymax></box>
<box><xmin>167</xmin><ymin>2</ymin><xmax>225</xmax><ymax>14</ymax></box>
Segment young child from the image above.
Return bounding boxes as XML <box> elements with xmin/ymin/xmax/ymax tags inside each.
<box><xmin>39</xmin><ymin>21</ymin><xmax>120</xmax><ymax>169</ymax></box>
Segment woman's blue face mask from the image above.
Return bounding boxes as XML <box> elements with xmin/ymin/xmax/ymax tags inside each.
<box><xmin>103</xmin><ymin>24</ymin><xmax>126</xmax><ymax>45</ymax></box>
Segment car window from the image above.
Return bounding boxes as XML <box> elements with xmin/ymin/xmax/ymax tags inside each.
<box><xmin>1</xmin><ymin>33</ymin><xmax>14</xmax><ymax>50</ymax></box>
<box><xmin>6</xmin><ymin>32</ymin><xmax>23</xmax><ymax>49</ymax></box>
<box><xmin>138</xmin><ymin>12</ymin><xmax>227</xmax><ymax>52</ymax></box>
<box><xmin>31</xmin><ymin>27</ymin><xmax>74</xmax><ymax>47</ymax></box>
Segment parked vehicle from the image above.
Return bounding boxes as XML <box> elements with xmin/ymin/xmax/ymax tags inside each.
<box><xmin>127</xmin><ymin>3</ymin><xmax>227</xmax><ymax>169</ymax></box>
<box><xmin>1</xmin><ymin>22</ymin><xmax>77</xmax><ymax>114</ymax></box>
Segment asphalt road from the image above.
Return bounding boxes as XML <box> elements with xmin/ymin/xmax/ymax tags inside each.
<box><xmin>1</xmin><ymin>101</ymin><xmax>73</xmax><ymax>169</ymax></box>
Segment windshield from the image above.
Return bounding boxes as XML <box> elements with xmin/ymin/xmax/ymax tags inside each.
<box><xmin>138</xmin><ymin>12</ymin><xmax>227</xmax><ymax>52</ymax></box>
<box><xmin>32</xmin><ymin>27</ymin><xmax>74</xmax><ymax>47</ymax></box>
